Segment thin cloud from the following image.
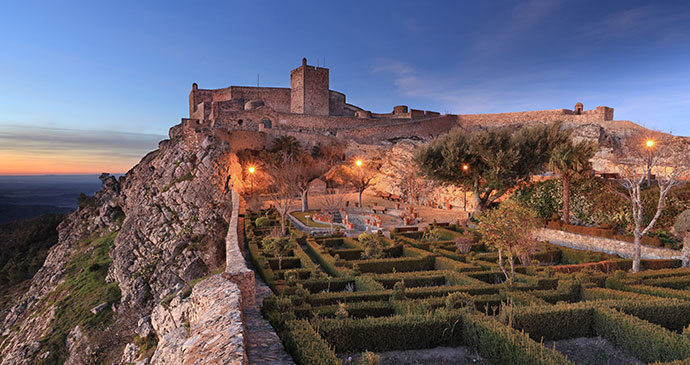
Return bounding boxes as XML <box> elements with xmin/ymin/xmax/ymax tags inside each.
<box><xmin>0</xmin><ymin>125</ymin><xmax>164</xmax><ymax>159</ymax></box>
<box><xmin>472</xmin><ymin>0</ymin><xmax>563</xmax><ymax>54</ymax></box>
<box><xmin>583</xmin><ymin>4</ymin><xmax>690</xmax><ymax>41</ymax></box>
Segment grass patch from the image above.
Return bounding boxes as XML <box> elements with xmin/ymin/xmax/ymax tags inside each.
<box><xmin>36</xmin><ymin>230</ymin><xmax>121</xmax><ymax>364</ymax></box>
<box><xmin>161</xmin><ymin>172</ymin><xmax>194</xmax><ymax>193</ymax></box>
<box><xmin>290</xmin><ymin>211</ymin><xmax>333</xmax><ymax>228</ymax></box>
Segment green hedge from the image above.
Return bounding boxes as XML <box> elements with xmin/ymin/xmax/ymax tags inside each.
<box><xmin>312</xmin><ymin>301</ymin><xmax>394</xmax><ymax>319</ymax></box>
<box><xmin>305</xmin><ymin>239</ymin><xmax>345</xmax><ymax>277</ymax></box>
<box><xmin>434</xmin><ymin>256</ymin><xmax>479</xmax><ymax>272</ymax></box>
<box><xmin>501</xmin><ymin>302</ymin><xmax>594</xmax><ymax>341</ymax></box>
<box><xmin>354</xmin><ymin>275</ymin><xmax>386</xmax><ymax>291</ymax></box>
<box><xmin>461</xmin><ymin>311</ymin><xmax>573</xmax><ymax>365</ymax></box>
<box><xmin>317</xmin><ymin>311</ymin><xmax>464</xmax><ymax>353</ymax></box>
<box><xmin>283</xmin><ymin>320</ymin><xmax>341</xmax><ymax>365</ymax></box>
<box><xmin>644</xmin><ymin>275</ymin><xmax>690</xmax><ymax>290</ymax></box>
<box><xmin>623</xmin><ymin>284</ymin><xmax>690</xmax><ymax>301</ymax></box>
<box><xmin>592</xmin><ymin>307</ymin><xmax>690</xmax><ymax>363</ymax></box>
<box><xmin>373</xmin><ymin>272</ymin><xmax>446</xmax><ymax>289</ymax></box>
<box><xmin>301</xmin><ymin>278</ymin><xmax>354</xmax><ymax>293</ymax></box>
<box><xmin>349</xmin><ymin>255</ymin><xmax>435</xmax><ymax>274</ymax></box>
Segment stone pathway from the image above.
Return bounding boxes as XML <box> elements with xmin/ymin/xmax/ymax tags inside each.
<box><xmin>244</xmin><ymin>270</ymin><xmax>295</xmax><ymax>364</ymax></box>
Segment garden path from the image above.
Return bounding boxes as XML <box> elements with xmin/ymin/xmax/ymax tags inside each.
<box><xmin>244</xmin><ymin>271</ymin><xmax>295</xmax><ymax>364</ymax></box>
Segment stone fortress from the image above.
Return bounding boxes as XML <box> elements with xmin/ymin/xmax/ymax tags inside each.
<box><xmin>184</xmin><ymin>58</ymin><xmax>622</xmax><ymax>147</ymax></box>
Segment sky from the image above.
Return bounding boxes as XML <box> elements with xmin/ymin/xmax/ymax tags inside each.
<box><xmin>1</xmin><ymin>0</ymin><xmax>690</xmax><ymax>175</ymax></box>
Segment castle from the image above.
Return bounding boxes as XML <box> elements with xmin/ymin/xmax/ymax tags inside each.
<box><xmin>184</xmin><ymin>58</ymin><xmax>616</xmax><ymax>146</ymax></box>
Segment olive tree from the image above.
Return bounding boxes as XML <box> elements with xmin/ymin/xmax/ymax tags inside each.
<box><xmin>414</xmin><ymin>122</ymin><xmax>568</xmax><ymax>213</ymax></box>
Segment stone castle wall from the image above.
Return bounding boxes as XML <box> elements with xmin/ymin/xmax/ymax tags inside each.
<box><xmin>338</xmin><ymin>114</ymin><xmax>459</xmax><ymax>143</ymax></box>
<box><xmin>457</xmin><ymin>106</ymin><xmax>614</xmax><ymax>128</ymax></box>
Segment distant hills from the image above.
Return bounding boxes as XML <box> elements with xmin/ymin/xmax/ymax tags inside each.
<box><xmin>0</xmin><ymin>175</ymin><xmax>104</xmax><ymax>224</ymax></box>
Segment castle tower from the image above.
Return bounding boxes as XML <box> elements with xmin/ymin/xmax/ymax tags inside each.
<box><xmin>290</xmin><ymin>58</ymin><xmax>330</xmax><ymax>116</ymax></box>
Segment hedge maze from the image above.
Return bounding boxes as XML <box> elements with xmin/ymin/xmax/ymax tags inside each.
<box><xmin>246</xmin><ymin>209</ymin><xmax>690</xmax><ymax>364</ymax></box>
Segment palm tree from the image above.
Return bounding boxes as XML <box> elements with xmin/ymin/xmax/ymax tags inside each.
<box><xmin>548</xmin><ymin>140</ymin><xmax>597</xmax><ymax>224</ymax></box>
<box><xmin>270</xmin><ymin>135</ymin><xmax>302</xmax><ymax>159</ymax></box>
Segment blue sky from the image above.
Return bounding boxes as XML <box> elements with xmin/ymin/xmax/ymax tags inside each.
<box><xmin>1</xmin><ymin>0</ymin><xmax>689</xmax><ymax>173</ymax></box>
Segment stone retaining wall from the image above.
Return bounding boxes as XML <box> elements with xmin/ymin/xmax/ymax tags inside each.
<box><xmin>225</xmin><ymin>189</ymin><xmax>255</xmax><ymax>307</ymax></box>
<box><xmin>535</xmin><ymin>228</ymin><xmax>682</xmax><ymax>260</ymax></box>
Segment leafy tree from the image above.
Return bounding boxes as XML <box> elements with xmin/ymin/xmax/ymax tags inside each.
<box><xmin>548</xmin><ymin>139</ymin><xmax>597</xmax><ymax>224</ymax></box>
<box><xmin>270</xmin><ymin>135</ymin><xmax>303</xmax><ymax>159</ymax></box>
<box><xmin>414</xmin><ymin>122</ymin><xmax>568</xmax><ymax>212</ymax></box>
<box><xmin>477</xmin><ymin>200</ymin><xmax>540</xmax><ymax>282</ymax></box>
<box><xmin>261</xmin><ymin>236</ymin><xmax>295</xmax><ymax>270</ymax></box>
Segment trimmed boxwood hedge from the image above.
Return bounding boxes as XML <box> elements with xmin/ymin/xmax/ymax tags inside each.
<box><xmin>592</xmin><ymin>307</ymin><xmax>690</xmax><ymax>363</ymax></box>
<box><xmin>317</xmin><ymin>311</ymin><xmax>464</xmax><ymax>352</ymax></box>
<box><xmin>502</xmin><ymin>302</ymin><xmax>595</xmax><ymax>341</ymax></box>
<box><xmin>461</xmin><ymin>311</ymin><xmax>573</xmax><ymax>365</ymax></box>
<box><xmin>284</xmin><ymin>320</ymin><xmax>340</xmax><ymax>365</ymax></box>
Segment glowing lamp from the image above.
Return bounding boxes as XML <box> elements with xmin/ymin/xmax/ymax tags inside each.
<box><xmin>355</xmin><ymin>160</ymin><xmax>363</xmax><ymax>167</ymax></box>
<box><xmin>462</xmin><ymin>164</ymin><xmax>469</xmax><ymax>171</ymax></box>
<box><xmin>646</xmin><ymin>140</ymin><xmax>654</xmax><ymax>148</ymax></box>
<box><xmin>248</xmin><ymin>166</ymin><xmax>256</xmax><ymax>174</ymax></box>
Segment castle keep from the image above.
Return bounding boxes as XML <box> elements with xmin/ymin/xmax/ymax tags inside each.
<box><xmin>185</xmin><ymin>58</ymin><xmax>616</xmax><ymax>146</ymax></box>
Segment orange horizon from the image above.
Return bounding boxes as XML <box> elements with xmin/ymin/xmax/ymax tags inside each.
<box><xmin>0</xmin><ymin>152</ymin><xmax>136</xmax><ymax>176</ymax></box>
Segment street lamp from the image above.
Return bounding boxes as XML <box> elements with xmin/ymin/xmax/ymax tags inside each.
<box><xmin>645</xmin><ymin>140</ymin><xmax>654</xmax><ymax>187</ymax></box>
<box><xmin>462</xmin><ymin>164</ymin><xmax>469</xmax><ymax>211</ymax></box>
<box><xmin>248</xmin><ymin>166</ymin><xmax>256</xmax><ymax>194</ymax></box>
<box><xmin>355</xmin><ymin>159</ymin><xmax>363</xmax><ymax>167</ymax></box>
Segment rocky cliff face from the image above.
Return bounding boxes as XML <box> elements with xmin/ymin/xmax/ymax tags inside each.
<box><xmin>1</xmin><ymin>124</ymin><xmax>243</xmax><ymax>364</ymax></box>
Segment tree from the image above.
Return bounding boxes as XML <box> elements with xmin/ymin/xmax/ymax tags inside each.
<box><xmin>673</xmin><ymin>209</ymin><xmax>690</xmax><ymax>267</ymax></box>
<box><xmin>414</xmin><ymin>122</ymin><xmax>568</xmax><ymax>213</ymax></box>
<box><xmin>261</xmin><ymin>236</ymin><xmax>294</xmax><ymax>270</ymax></box>
<box><xmin>616</xmin><ymin>133</ymin><xmax>690</xmax><ymax>272</ymax></box>
<box><xmin>329</xmin><ymin>159</ymin><xmax>379</xmax><ymax>208</ymax></box>
<box><xmin>548</xmin><ymin>139</ymin><xmax>597</xmax><ymax>224</ymax></box>
<box><xmin>392</xmin><ymin>164</ymin><xmax>434</xmax><ymax>213</ymax></box>
<box><xmin>266</xmin><ymin>155</ymin><xmax>301</xmax><ymax>236</ymax></box>
<box><xmin>477</xmin><ymin>200</ymin><xmax>540</xmax><ymax>282</ymax></box>
<box><xmin>294</xmin><ymin>154</ymin><xmax>331</xmax><ymax>212</ymax></box>
<box><xmin>270</xmin><ymin>135</ymin><xmax>303</xmax><ymax>159</ymax></box>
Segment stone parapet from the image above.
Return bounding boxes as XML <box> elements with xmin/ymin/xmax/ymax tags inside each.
<box><xmin>534</xmin><ymin>228</ymin><xmax>682</xmax><ymax>260</ymax></box>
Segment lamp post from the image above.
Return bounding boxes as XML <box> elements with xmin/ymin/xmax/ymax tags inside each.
<box><xmin>354</xmin><ymin>159</ymin><xmax>363</xmax><ymax>208</ymax></box>
<box><xmin>645</xmin><ymin>140</ymin><xmax>654</xmax><ymax>187</ymax></box>
<box><xmin>248</xmin><ymin>166</ymin><xmax>256</xmax><ymax>194</ymax></box>
<box><xmin>462</xmin><ymin>164</ymin><xmax>469</xmax><ymax>211</ymax></box>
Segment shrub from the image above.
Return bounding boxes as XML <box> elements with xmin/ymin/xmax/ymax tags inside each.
<box><xmin>445</xmin><ymin>292</ymin><xmax>473</xmax><ymax>311</ymax></box>
<box><xmin>358</xmin><ymin>350</ymin><xmax>380</xmax><ymax>365</ymax></box>
<box><xmin>255</xmin><ymin>216</ymin><xmax>271</xmax><ymax>228</ymax></box>
<box><xmin>392</xmin><ymin>281</ymin><xmax>406</xmax><ymax>300</ymax></box>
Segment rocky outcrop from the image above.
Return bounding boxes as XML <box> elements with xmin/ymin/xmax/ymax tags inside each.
<box><xmin>1</xmin><ymin>122</ymin><xmax>246</xmax><ymax>363</ymax></box>
<box><xmin>149</xmin><ymin>274</ymin><xmax>245</xmax><ymax>364</ymax></box>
